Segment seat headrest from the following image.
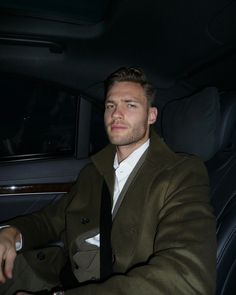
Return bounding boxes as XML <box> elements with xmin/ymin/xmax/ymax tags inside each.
<box><xmin>161</xmin><ymin>87</ymin><xmax>221</xmax><ymax>161</ymax></box>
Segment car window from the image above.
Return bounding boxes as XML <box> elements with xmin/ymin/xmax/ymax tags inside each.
<box><xmin>0</xmin><ymin>75</ymin><xmax>78</xmax><ymax>160</ymax></box>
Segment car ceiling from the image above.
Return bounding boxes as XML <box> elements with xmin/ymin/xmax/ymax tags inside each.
<box><xmin>0</xmin><ymin>0</ymin><xmax>235</xmax><ymax>106</ymax></box>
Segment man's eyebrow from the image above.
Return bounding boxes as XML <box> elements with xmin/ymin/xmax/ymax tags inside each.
<box><xmin>123</xmin><ymin>98</ymin><xmax>140</xmax><ymax>103</ymax></box>
<box><xmin>105</xmin><ymin>99</ymin><xmax>115</xmax><ymax>104</ymax></box>
<box><xmin>105</xmin><ymin>97</ymin><xmax>141</xmax><ymax>104</ymax></box>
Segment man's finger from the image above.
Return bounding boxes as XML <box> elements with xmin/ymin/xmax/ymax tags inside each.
<box><xmin>0</xmin><ymin>249</ymin><xmax>6</xmax><ymax>283</ymax></box>
<box><xmin>4</xmin><ymin>248</ymin><xmax>16</xmax><ymax>279</ymax></box>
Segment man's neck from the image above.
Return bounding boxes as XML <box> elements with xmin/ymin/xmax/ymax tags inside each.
<box><xmin>116</xmin><ymin>139</ymin><xmax>150</xmax><ymax>163</ymax></box>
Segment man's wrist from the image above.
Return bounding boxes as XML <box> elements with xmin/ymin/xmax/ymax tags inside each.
<box><xmin>51</xmin><ymin>291</ymin><xmax>64</xmax><ymax>295</ymax></box>
<box><xmin>50</xmin><ymin>289</ymin><xmax>64</xmax><ymax>295</ymax></box>
<box><xmin>0</xmin><ymin>225</ymin><xmax>23</xmax><ymax>251</ymax></box>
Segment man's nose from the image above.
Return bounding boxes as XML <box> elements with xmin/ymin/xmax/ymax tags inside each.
<box><xmin>112</xmin><ymin>105</ymin><xmax>123</xmax><ymax>118</ymax></box>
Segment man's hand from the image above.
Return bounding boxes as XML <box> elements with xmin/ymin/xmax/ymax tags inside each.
<box><xmin>0</xmin><ymin>226</ymin><xmax>21</xmax><ymax>283</ymax></box>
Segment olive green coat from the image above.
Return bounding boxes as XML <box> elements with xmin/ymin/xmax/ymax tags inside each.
<box><xmin>9</xmin><ymin>132</ymin><xmax>216</xmax><ymax>294</ymax></box>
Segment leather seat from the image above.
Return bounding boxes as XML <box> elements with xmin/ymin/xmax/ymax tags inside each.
<box><xmin>161</xmin><ymin>88</ymin><xmax>236</xmax><ymax>295</ymax></box>
<box><xmin>206</xmin><ymin>91</ymin><xmax>236</xmax><ymax>295</ymax></box>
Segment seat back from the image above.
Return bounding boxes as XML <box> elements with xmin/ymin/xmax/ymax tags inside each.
<box><xmin>161</xmin><ymin>88</ymin><xmax>236</xmax><ymax>295</ymax></box>
<box><xmin>206</xmin><ymin>91</ymin><xmax>236</xmax><ymax>295</ymax></box>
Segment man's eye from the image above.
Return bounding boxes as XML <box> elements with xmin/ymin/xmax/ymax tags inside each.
<box><xmin>127</xmin><ymin>103</ymin><xmax>137</xmax><ymax>108</ymax></box>
<box><xmin>105</xmin><ymin>104</ymin><xmax>114</xmax><ymax>110</ymax></box>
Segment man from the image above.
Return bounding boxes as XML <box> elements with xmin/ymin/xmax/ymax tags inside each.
<box><xmin>0</xmin><ymin>67</ymin><xmax>216</xmax><ymax>295</ymax></box>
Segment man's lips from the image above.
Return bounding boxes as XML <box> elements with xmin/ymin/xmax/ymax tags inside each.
<box><xmin>110</xmin><ymin>124</ymin><xmax>128</xmax><ymax>131</ymax></box>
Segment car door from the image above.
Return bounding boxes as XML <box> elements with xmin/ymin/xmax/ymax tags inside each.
<box><xmin>0</xmin><ymin>74</ymin><xmax>93</xmax><ymax>223</ymax></box>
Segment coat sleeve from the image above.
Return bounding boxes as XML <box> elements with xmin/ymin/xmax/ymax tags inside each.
<box><xmin>66</xmin><ymin>157</ymin><xmax>217</xmax><ymax>295</ymax></box>
<box><xmin>6</xmin><ymin>168</ymin><xmax>88</xmax><ymax>250</ymax></box>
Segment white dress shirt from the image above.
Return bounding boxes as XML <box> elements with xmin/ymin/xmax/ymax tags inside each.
<box><xmin>86</xmin><ymin>139</ymin><xmax>150</xmax><ymax>247</ymax></box>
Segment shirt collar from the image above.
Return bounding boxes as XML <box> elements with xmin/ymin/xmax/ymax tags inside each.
<box><xmin>113</xmin><ymin>139</ymin><xmax>150</xmax><ymax>170</ymax></box>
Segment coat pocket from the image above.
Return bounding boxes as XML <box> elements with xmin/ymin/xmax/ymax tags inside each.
<box><xmin>23</xmin><ymin>245</ymin><xmax>66</xmax><ymax>284</ymax></box>
<box><xmin>72</xmin><ymin>228</ymin><xmax>100</xmax><ymax>282</ymax></box>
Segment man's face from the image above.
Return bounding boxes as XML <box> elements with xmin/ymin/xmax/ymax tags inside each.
<box><xmin>104</xmin><ymin>81</ymin><xmax>157</xmax><ymax>148</ymax></box>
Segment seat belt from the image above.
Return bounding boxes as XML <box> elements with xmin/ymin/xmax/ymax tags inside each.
<box><xmin>100</xmin><ymin>180</ymin><xmax>113</xmax><ymax>280</ymax></box>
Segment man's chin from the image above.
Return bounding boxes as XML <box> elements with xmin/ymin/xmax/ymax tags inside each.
<box><xmin>109</xmin><ymin>138</ymin><xmax>137</xmax><ymax>147</ymax></box>
<box><xmin>108</xmin><ymin>136</ymin><xmax>128</xmax><ymax>146</ymax></box>
<box><xmin>107</xmin><ymin>132</ymin><xmax>125</xmax><ymax>143</ymax></box>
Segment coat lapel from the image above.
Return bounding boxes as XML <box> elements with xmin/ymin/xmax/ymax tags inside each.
<box><xmin>90</xmin><ymin>131</ymin><xmax>179</xmax><ymax>271</ymax></box>
<box><xmin>110</xmin><ymin>133</ymin><xmax>178</xmax><ymax>270</ymax></box>
<box><xmin>112</xmin><ymin>148</ymin><xmax>148</xmax><ymax>219</ymax></box>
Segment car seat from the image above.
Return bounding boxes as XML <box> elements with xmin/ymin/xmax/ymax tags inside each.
<box><xmin>161</xmin><ymin>87</ymin><xmax>236</xmax><ymax>295</ymax></box>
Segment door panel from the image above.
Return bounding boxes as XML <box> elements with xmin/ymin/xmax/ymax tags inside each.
<box><xmin>0</xmin><ymin>193</ymin><xmax>64</xmax><ymax>222</ymax></box>
<box><xmin>0</xmin><ymin>158</ymin><xmax>90</xmax><ymax>222</ymax></box>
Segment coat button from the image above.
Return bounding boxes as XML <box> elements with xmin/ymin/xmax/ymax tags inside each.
<box><xmin>37</xmin><ymin>251</ymin><xmax>45</xmax><ymax>261</ymax></box>
<box><xmin>81</xmin><ymin>217</ymin><xmax>90</xmax><ymax>224</ymax></box>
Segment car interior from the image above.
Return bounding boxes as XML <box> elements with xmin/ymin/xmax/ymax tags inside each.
<box><xmin>0</xmin><ymin>0</ymin><xmax>235</xmax><ymax>294</ymax></box>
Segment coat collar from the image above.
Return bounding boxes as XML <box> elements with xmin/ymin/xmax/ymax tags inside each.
<box><xmin>91</xmin><ymin>130</ymin><xmax>178</xmax><ymax>180</ymax></box>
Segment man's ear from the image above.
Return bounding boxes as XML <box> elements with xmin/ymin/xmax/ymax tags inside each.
<box><xmin>148</xmin><ymin>107</ymin><xmax>158</xmax><ymax>125</ymax></box>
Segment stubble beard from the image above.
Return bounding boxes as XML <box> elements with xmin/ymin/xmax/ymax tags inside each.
<box><xmin>107</xmin><ymin>123</ymin><xmax>149</xmax><ymax>147</ymax></box>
